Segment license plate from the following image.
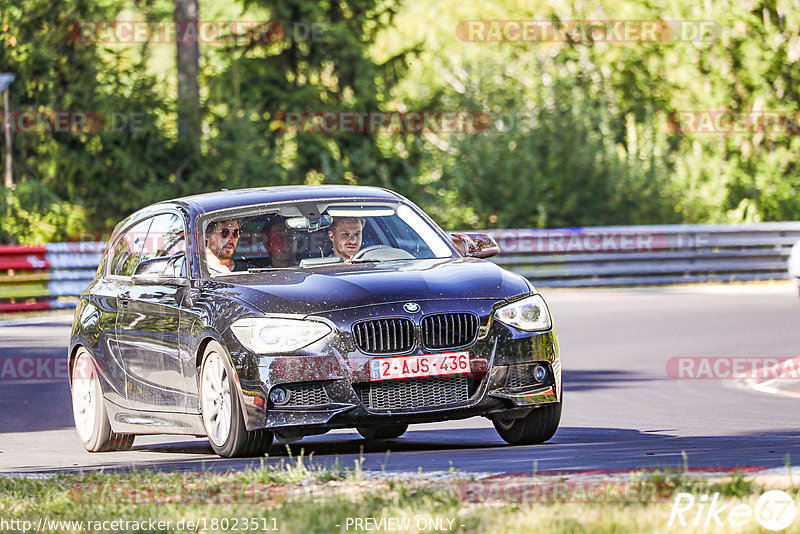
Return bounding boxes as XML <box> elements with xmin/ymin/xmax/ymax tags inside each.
<box><xmin>369</xmin><ymin>351</ymin><xmax>471</xmax><ymax>381</ymax></box>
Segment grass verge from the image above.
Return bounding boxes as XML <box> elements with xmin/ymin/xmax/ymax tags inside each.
<box><xmin>1</xmin><ymin>460</ymin><xmax>798</xmax><ymax>533</ymax></box>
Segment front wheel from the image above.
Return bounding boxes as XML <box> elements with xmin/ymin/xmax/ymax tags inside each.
<box><xmin>357</xmin><ymin>423</ymin><xmax>408</xmax><ymax>440</ymax></box>
<box><xmin>493</xmin><ymin>402</ymin><xmax>562</xmax><ymax>445</ymax></box>
<box><xmin>200</xmin><ymin>341</ymin><xmax>273</xmax><ymax>458</ymax></box>
<box><xmin>71</xmin><ymin>348</ymin><xmax>135</xmax><ymax>452</ymax></box>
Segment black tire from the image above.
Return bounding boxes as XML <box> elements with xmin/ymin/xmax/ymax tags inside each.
<box><xmin>493</xmin><ymin>402</ymin><xmax>562</xmax><ymax>445</ymax></box>
<box><xmin>357</xmin><ymin>423</ymin><xmax>408</xmax><ymax>440</ymax></box>
<box><xmin>71</xmin><ymin>348</ymin><xmax>135</xmax><ymax>452</ymax></box>
<box><xmin>112</xmin><ymin>434</ymin><xmax>136</xmax><ymax>451</ymax></box>
<box><xmin>200</xmin><ymin>341</ymin><xmax>273</xmax><ymax>458</ymax></box>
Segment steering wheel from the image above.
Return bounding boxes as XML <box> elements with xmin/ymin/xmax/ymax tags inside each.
<box><xmin>351</xmin><ymin>245</ymin><xmax>389</xmax><ymax>260</ymax></box>
<box><xmin>351</xmin><ymin>245</ymin><xmax>416</xmax><ymax>261</ymax></box>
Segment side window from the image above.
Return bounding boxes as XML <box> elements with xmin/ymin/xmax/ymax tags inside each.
<box><xmin>142</xmin><ymin>213</ymin><xmax>186</xmax><ymax>262</ymax></box>
<box><xmin>108</xmin><ymin>218</ymin><xmax>153</xmax><ymax>277</ymax></box>
<box><xmin>142</xmin><ymin>213</ymin><xmax>187</xmax><ymax>277</ymax></box>
<box><xmin>172</xmin><ymin>255</ymin><xmax>187</xmax><ymax>278</ymax></box>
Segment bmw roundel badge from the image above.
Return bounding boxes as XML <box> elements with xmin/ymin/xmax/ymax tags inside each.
<box><xmin>403</xmin><ymin>302</ymin><xmax>421</xmax><ymax>313</ymax></box>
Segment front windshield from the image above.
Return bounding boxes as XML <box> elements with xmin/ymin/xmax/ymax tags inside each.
<box><xmin>200</xmin><ymin>201</ymin><xmax>455</xmax><ymax>276</ymax></box>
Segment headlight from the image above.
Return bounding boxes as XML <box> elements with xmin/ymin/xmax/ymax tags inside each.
<box><xmin>230</xmin><ymin>318</ymin><xmax>331</xmax><ymax>354</ymax></box>
<box><xmin>494</xmin><ymin>294</ymin><xmax>552</xmax><ymax>332</ymax></box>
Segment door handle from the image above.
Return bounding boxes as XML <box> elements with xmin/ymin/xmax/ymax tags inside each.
<box><xmin>118</xmin><ymin>291</ymin><xmax>131</xmax><ymax>306</ymax></box>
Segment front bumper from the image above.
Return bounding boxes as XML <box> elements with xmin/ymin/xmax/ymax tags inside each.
<box><xmin>223</xmin><ymin>298</ymin><xmax>561</xmax><ymax>433</ymax></box>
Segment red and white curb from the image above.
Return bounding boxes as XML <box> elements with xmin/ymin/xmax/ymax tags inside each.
<box><xmin>740</xmin><ymin>356</ymin><xmax>800</xmax><ymax>399</ymax></box>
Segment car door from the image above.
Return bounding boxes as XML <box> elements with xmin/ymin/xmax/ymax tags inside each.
<box><xmin>114</xmin><ymin>212</ymin><xmax>191</xmax><ymax>413</ymax></box>
<box><xmin>101</xmin><ymin>217</ymin><xmax>156</xmax><ymax>408</ymax></box>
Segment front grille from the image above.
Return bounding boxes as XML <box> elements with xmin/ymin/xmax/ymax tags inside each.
<box><xmin>421</xmin><ymin>313</ymin><xmax>479</xmax><ymax>350</ymax></box>
<box><xmin>505</xmin><ymin>364</ymin><xmax>540</xmax><ymax>389</ymax></box>
<box><xmin>356</xmin><ymin>377</ymin><xmax>469</xmax><ymax>411</ymax></box>
<box><xmin>284</xmin><ymin>383</ymin><xmax>329</xmax><ymax>407</ymax></box>
<box><xmin>353</xmin><ymin>318</ymin><xmax>415</xmax><ymax>354</ymax></box>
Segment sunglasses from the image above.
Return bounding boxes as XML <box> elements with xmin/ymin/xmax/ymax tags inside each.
<box><xmin>218</xmin><ymin>228</ymin><xmax>240</xmax><ymax>239</ymax></box>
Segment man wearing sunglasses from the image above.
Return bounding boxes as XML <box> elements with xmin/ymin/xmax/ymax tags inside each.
<box><xmin>205</xmin><ymin>218</ymin><xmax>241</xmax><ymax>274</ymax></box>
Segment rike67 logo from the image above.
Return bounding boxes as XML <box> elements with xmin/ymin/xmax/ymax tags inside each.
<box><xmin>668</xmin><ymin>490</ymin><xmax>796</xmax><ymax>530</ymax></box>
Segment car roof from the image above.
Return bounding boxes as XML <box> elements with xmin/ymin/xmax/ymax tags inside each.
<box><xmin>111</xmin><ymin>185</ymin><xmax>412</xmax><ymax>239</ymax></box>
<box><xmin>158</xmin><ymin>185</ymin><xmax>405</xmax><ymax>214</ymax></box>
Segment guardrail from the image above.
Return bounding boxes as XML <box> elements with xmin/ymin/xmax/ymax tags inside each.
<box><xmin>485</xmin><ymin>222</ymin><xmax>800</xmax><ymax>287</ymax></box>
<box><xmin>0</xmin><ymin>242</ymin><xmax>103</xmax><ymax>312</ymax></box>
<box><xmin>1</xmin><ymin>222</ymin><xmax>799</xmax><ymax>312</ymax></box>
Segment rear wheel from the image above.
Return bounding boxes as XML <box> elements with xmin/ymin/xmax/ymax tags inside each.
<box><xmin>71</xmin><ymin>348</ymin><xmax>135</xmax><ymax>452</ymax></box>
<box><xmin>357</xmin><ymin>423</ymin><xmax>408</xmax><ymax>440</ymax></box>
<box><xmin>200</xmin><ymin>341</ymin><xmax>273</xmax><ymax>458</ymax></box>
<box><xmin>493</xmin><ymin>402</ymin><xmax>562</xmax><ymax>445</ymax></box>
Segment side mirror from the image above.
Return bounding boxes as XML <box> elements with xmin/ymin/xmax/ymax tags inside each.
<box><xmin>451</xmin><ymin>232</ymin><xmax>500</xmax><ymax>259</ymax></box>
<box><xmin>132</xmin><ymin>254</ymin><xmax>190</xmax><ymax>286</ymax></box>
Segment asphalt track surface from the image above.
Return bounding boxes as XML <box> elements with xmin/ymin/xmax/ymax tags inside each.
<box><xmin>2</xmin><ymin>283</ymin><xmax>799</xmax><ymax>476</ymax></box>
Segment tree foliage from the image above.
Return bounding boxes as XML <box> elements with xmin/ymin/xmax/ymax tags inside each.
<box><xmin>1</xmin><ymin>0</ymin><xmax>175</xmax><ymax>236</ymax></box>
<box><xmin>198</xmin><ymin>0</ymin><xmax>421</xmax><ymax>195</ymax></box>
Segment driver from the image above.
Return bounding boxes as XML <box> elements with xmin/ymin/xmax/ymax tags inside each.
<box><xmin>328</xmin><ymin>217</ymin><xmax>363</xmax><ymax>262</ymax></box>
<box><xmin>205</xmin><ymin>218</ymin><xmax>240</xmax><ymax>274</ymax></box>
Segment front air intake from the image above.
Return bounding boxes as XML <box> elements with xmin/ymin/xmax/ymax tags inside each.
<box><xmin>355</xmin><ymin>377</ymin><xmax>470</xmax><ymax>411</ymax></box>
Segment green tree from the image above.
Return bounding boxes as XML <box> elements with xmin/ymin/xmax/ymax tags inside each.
<box><xmin>0</xmin><ymin>0</ymin><xmax>176</xmax><ymax>237</ymax></box>
<box><xmin>198</xmin><ymin>0</ymin><xmax>420</xmax><ymax>194</ymax></box>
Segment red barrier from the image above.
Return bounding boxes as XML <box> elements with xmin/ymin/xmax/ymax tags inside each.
<box><xmin>0</xmin><ymin>301</ymin><xmax>51</xmax><ymax>312</ymax></box>
<box><xmin>0</xmin><ymin>245</ymin><xmax>50</xmax><ymax>270</ymax></box>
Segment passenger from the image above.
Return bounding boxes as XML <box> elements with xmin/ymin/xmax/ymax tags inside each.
<box><xmin>265</xmin><ymin>221</ymin><xmax>297</xmax><ymax>268</ymax></box>
<box><xmin>205</xmin><ymin>218</ymin><xmax>240</xmax><ymax>274</ymax></box>
<box><xmin>328</xmin><ymin>217</ymin><xmax>363</xmax><ymax>262</ymax></box>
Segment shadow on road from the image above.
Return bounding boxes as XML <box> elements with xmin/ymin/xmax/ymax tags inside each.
<box><xmin>562</xmin><ymin>369</ymin><xmax>660</xmax><ymax>391</ymax></box>
<box><xmin>15</xmin><ymin>426</ymin><xmax>800</xmax><ymax>476</ymax></box>
<box><xmin>0</xmin><ymin>369</ymin><xmax>658</xmax><ymax>434</ymax></box>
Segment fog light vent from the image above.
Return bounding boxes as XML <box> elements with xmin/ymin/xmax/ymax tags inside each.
<box><xmin>505</xmin><ymin>363</ymin><xmax>549</xmax><ymax>389</ymax></box>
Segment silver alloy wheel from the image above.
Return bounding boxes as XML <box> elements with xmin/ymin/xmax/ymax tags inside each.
<box><xmin>71</xmin><ymin>350</ymin><xmax>97</xmax><ymax>442</ymax></box>
<box><xmin>201</xmin><ymin>350</ymin><xmax>232</xmax><ymax>447</ymax></box>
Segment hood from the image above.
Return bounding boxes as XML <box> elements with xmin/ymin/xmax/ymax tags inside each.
<box><xmin>205</xmin><ymin>258</ymin><xmax>531</xmax><ymax>316</ymax></box>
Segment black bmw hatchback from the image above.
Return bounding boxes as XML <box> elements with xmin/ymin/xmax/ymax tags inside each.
<box><xmin>69</xmin><ymin>185</ymin><xmax>562</xmax><ymax>457</ymax></box>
